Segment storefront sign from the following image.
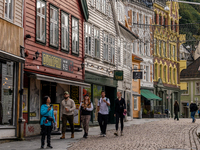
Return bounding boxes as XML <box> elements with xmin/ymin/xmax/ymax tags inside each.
<box><xmin>29</xmin><ymin>112</ymin><xmax>36</xmax><ymax>117</ymax></box>
<box><xmin>42</xmin><ymin>52</ymin><xmax>73</xmax><ymax>73</ymax></box>
<box><xmin>133</xmin><ymin>72</ymin><xmax>143</xmax><ymax>79</ymax></box>
<box><xmin>52</xmin><ymin>104</ymin><xmax>60</xmax><ymax>130</ymax></box>
<box><xmin>70</xmin><ymin>85</ymin><xmax>79</xmax><ymax>104</ymax></box>
<box><xmin>114</xmin><ymin>70</ymin><xmax>123</xmax><ymax>81</ymax></box>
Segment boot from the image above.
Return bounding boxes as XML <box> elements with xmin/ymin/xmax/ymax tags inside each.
<box><xmin>114</xmin><ymin>130</ymin><xmax>118</xmax><ymax>136</ymax></box>
<box><xmin>60</xmin><ymin>133</ymin><xmax>65</xmax><ymax>139</ymax></box>
<box><xmin>71</xmin><ymin>133</ymin><xmax>74</xmax><ymax>138</ymax></box>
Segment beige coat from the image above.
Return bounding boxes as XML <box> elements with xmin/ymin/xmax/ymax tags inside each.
<box><xmin>61</xmin><ymin>98</ymin><xmax>76</xmax><ymax>116</ymax></box>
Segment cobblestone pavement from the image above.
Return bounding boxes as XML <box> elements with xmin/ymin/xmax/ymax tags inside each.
<box><xmin>68</xmin><ymin>119</ymin><xmax>199</xmax><ymax>150</ymax></box>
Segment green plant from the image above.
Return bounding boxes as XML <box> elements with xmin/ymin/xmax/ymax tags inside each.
<box><xmin>143</xmin><ymin>109</ymin><xmax>147</xmax><ymax>115</ymax></box>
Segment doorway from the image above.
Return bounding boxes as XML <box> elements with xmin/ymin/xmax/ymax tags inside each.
<box><xmin>41</xmin><ymin>81</ymin><xmax>57</xmax><ymax>104</ymax></box>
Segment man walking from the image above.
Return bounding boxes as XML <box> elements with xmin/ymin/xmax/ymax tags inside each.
<box><xmin>60</xmin><ymin>91</ymin><xmax>76</xmax><ymax>139</ymax></box>
<box><xmin>97</xmin><ymin>91</ymin><xmax>110</xmax><ymax>137</ymax></box>
<box><xmin>190</xmin><ymin>101</ymin><xmax>198</xmax><ymax>123</ymax></box>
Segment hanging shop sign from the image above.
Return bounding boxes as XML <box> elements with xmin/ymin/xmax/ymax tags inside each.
<box><xmin>133</xmin><ymin>72</ymin><xmax>143</xmax><ymax>79</ymax></box>
<box><xmin>42</xmin><ymin>52</ymin><xmax>73</xmax><ymax>73</ymax></box>
<box><xmin>114</xmin><ymin>70</ymin><xmax>123</xmax><ymax>81</ymax></box>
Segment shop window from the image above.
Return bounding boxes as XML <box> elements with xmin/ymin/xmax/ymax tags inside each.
<box><xmin>5</xmin><ymin>0</ymin><xmax>14</xmax><ymax>21</ymax></box>
<box><xmin>50</xmin><ymin>5</ymin><xmax>58</xmax><ymax>47</ymax></box>
<box><xmin>72</xmin><ymin>17</ymin><xmax>79</xmax><ymax>55</ymax></box>
<box><xmin>103</xmin><ymin>32</ymin><xmax>109</xmax><ymax>61</ymax></box>
<box><xmin>36</xmin><ymin>0</ymin><xmax>46</xmax><ymax>43</ymax></box>
<box><xmin>182</xmin><ymin>82</ymin><xmax>189</xmax><ymax>95</ymax></box>
<box><xmin>85</xmin><ymin>23</ymin><xmax>92</xmax><ymax>55</ymax></box>
<box><xmin>61</xmin><ymin>12</ymin><xmax>69</xmax><ymax>52</ymax></box>
<box><xmin>94</xmin><ymin>27</ymin><xmax>100</xmax><ymax>58</ymax></box>
<box><xmin>134</xmin><ymin>97</ymin><xmax>138</xmax><ymax>110</ymax></box>
<box><xmin>110</xmin><ymin>36</ymin><xmax>115</xmax><ymax>64</ymax></box>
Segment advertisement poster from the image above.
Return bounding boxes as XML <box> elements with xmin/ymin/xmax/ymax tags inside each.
<box><xmin>52</xmin><ymin>104</ymin><xmax>60</xmax><ymax>130</ymax></box>
<box><xmin>67</xmin><ymin>104</ymin><xmax>80</xmax><ymax>126</ymax></box>
<box><xmin>23</xmin><ymin>88</ymin><xmax>28</xmax><ymax>113</ymax></box>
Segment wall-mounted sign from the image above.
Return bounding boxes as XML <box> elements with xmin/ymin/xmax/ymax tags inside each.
<box><xmin>42</xmin><ymin>52</ymin><xmax>73</xmax><ymax>73</ymax></box>
<box><xmin>114</xmin><ymin>70</ymin><xmax>123</xmax><ymax>81</ymax></box>
<box><xmin>70</xmin><ymin>85</ymin><xmax>79</xmax><ymax>104</ymax></box>
<box><xmin>29</xmin><ymin>112</ymin><xmax>36</xmax><ymax>117</ymax></box>
<box><xmin>133</xmin><ymin>72</ymin><xmax>143</xmax><ymax>79</ymax></box>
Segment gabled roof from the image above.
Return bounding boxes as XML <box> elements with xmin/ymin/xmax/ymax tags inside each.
<box><xmin>80</xmin><ymin>0</ymin><xmax>89</xmax><ymax>21</ymax></box>
<box><xmin>180</xmin><ymin>57</ymin><xmax>200</xmax><ymax>78</ymax></box>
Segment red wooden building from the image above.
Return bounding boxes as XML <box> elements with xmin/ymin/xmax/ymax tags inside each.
<box><xmin>23</xmin><ymin>0</ymin><xmax>89</xmax><ymax>136</ymax></box>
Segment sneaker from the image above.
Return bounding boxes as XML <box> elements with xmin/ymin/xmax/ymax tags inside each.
<box><xmin>47</xmin><ymin>145</ymin><xmax>53</xmax><ymax>149</ymax></box>
<box><xmin>114</xmin><ymin>131</ymin><xmax>118</xmax><ymax>136</ymax></box>
<box><xmin>103</xmin><ymin>134</ymin><xmax>106</xmax><ymax>137</ymax></box>
<box><xmin>83</xmin><ymin>133</ymin><xmax>87</xmax><ymax>138</ymax></box>
<box><xmin>41</xmin><ymin>145</ymin><xmax>44</xmax><ymax>149</ymax></box>
<box><xmin>85</xmin><ymin>133</ymin><xmax>88</xmax><ymax>137</ymax></box>
<box><xmin>99</xmin><ymin>132</ymin><xmax>103</xmax><ymax>136</ymax></box>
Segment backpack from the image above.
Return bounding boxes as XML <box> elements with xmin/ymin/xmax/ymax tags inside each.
<box><xmin>99</xmin><ymin>98</ymin><xmax>111</xmax><ymax>112</ymax></box>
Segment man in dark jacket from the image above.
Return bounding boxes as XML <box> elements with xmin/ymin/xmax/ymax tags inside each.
<box><xmin>190</xmin><ymin>101</ymin><xmax>198</xmax><ymax>123</ymax></box>
<box><xmin>174</xmin><ymin>100</ymin><xmax>179</xmax><ymax>121</ymax></box>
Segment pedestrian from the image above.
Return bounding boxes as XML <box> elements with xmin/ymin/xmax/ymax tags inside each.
<box><xmin>60</xmin><ymin>91</ymin><xmax>76</xmax><ymax>139</ymax></box>
<box><xmin>114</xmin><ymin>91</ymin><xmax>126</xmax><ymax>136</ymax></box>
<box><xmin>40</xmin><ymin>96</ymin><xmax>55</xmax><ymax>149</ymax></box>
<box><xmin>190</xmin><ymin>101</ymin><xmax>198</xmax><ymax>123</ymax></box>
<box><xmin>79</xmin><ymin>94</ymin><xmax>93</xmax><ymax>138</ymax></box>
<box><xmin>198</xmin><ymin>106</ymin><xmax>200</xmax><ymax>118</ymax></box>
<box><xmin>174</xmin><ymin>100</ymin><xmax>179</xmax><ymax>121</ymax></box>
<box><xmin>97</xmin><ymin>91</ymin><xmax>110</xmax><ymax>137</ymax></box>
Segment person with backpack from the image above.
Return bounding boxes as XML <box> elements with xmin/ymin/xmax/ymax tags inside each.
<box><xmin>79</xmin><ymin>94</ymin><xmax>93</xmax><ymax>138</ymax></box>
<box><xmin>40</xmin><ymin>96</ymin><xmax>55</xmax><ymax>149</ymax></box>
<box><xmin>97</xmin><ymin>91</ymin><xmax>110</xmax><ymax>137</ymax></box>
<box><xmin>190</xmin><ymin>101</ymin><xmax>198</xmax><ymax>123</ymax></box>
<box><xmin>114</xmin><ymin>91</ymin><xmax>126</xmax><ymax>136</ymax></box>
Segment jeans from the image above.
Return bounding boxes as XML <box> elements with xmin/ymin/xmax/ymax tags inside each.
<box><xmin>191</xmin><ymin>111</ymin><xmax>196</xmax><ymax>122</ymax></box>
<box><xmin>115</xmin><ymin>112</ymin><xmax>124</xmax><ymax>131</ymax></box>
<box><xmin>98</xmin><ymin>113</ymin><xmax>108</xmax><ymax>134</ymax></box>
<box><xmin>41</xmin><ymin>125</ymin><xmax>51</xmax><ymax>146</ymax></box>
<box><xmin>174</xmin><ymin>112</ymin><xmax>179</xmax><ymax>120</ymax></box>
<box><xmin>62</xmin><ymin>114</ymin><xmax>74</xmax><ymax>134</ymax></box>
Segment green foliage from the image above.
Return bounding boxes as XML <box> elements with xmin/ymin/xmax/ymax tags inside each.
<box><xmin>143</xmin><ymin>109</ymin><xmax>148</xmax><ymax>115</ymax></box>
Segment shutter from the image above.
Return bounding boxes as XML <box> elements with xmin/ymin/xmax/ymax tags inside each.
<box><xmin>128</xmin><ymin>10</ymin><xmax>132</xmax><ymax>26</ymax></box>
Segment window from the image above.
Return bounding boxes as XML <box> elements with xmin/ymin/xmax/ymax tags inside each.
<box><xmin>133</xmin><ymin>43</ymin><xmax>135</xmax><ymax>53</ymax></box>
<box><xmin>154</xmin><ymin>38</ymin><xmax>157</xmax><ymax>55</ymax></box>
<box><xmin>154</xmin><ymin>13</ymin><xmax>157</xmax><ymax>24</ymax></box>
<box><xmin>132</xmin><ymin>12</ymin><xmax>135</xmax><ymax>24</ymax></box>
<box><xmin>110</xmin><ymin>36</ymin><xmax>115</xmax><ymax>64</ymax></box>
<box><xmin>50</xmin><ymin>5</ymin><xmax>58</xmax><ymax>47</ymax></box>
<box><xmin>141</xmin><ymin>65</ymin><xmax>143</xmax><ymax>81</ymax></box>
<box><xmin>175</xmin><ymin>22</ymin><xmax>177</xmax><ymax>32</ymax></box>
<box><xmin>169</xmin><ymin>68</ymin><xmax>172</xmax><ymax>83</ymax></box>
<box><xmin>159</xmin><ymin>15</ymin><xmax>162</xmax><ymax>25</ymax></box>
<box><xmin>163</xmin><ymin>42</ymin><xmax>166</xmax><ymax>57</ymax></box>
<box><xmin>102</xmin><ymin>0</ymin><xmax>106</xmax><ymax>14</ymax></box>
<box><xmin>143</xmin><ymin>65</ymin><xmax>146</xmax><ymax>81</ymax></box>
<box><xmin>108</xmin><ymin>4</ymin><xmax>112</xmax><ymax>17</ymax></box>
<box><xmin>173</xmin><ymin>45</ymin><xmax>175</xmax><ymax>60</ymax></box>
<box><xmin>5</xmin><ymin>0</ymin><xmax>14</xmax><ymax>20</ymax></box>
<box><xmin>160</xmin><ymin>65</ymin><xmax>162</xmax><ymax>79</ymax></box>
<box><xmin>134</xmin><ymin>65</ymin><xmax>138</xmax><ymax>81</ymax></box>
<box><xmin>85</xmin><ymin>23</ymin><xmax>92</xmax><ymax>55</ymax></box>
<box><xmin>36</xmin><ymin>0</ymin><xmax>46</xmax><ymax>43</ymax></box>
<box><xmin>196</xmin><ymin>82</ymin><xmax>200</xmax><ymax>95</ymax></box>
<box><xmin>145</xmin><ymin>44</ymin><xmax>148</xmax><ymax>56</ymax></box>
<box><xmin>171</xmin><ymin>20</ymin><xmax>173</xmax><ymax>30</ymax></box>
<box><xmin>139</xmin><ymin>14</ymin><xmax>142</xmax><ymax>28</ymax></box>
<box><xmin>61</xmin><ymin>12</ymin><xmax>69</xmax><ymax>51</ymax></box>
<box><xmin>164</xmin><ymin>66</ymin><xmax>167</xmax><ymax>82</ymax></box>
<box><xmin>146</xmin><ymin>66</ymin><xmax>149</xmax><ymax>82</ymax></box>
<box><xmin>173</xmin><ymin>69</ymin><xmax>176</xmax><ymax>84</ymax></box>
<box><xmin>139</xmin><ymin>43</ymin><xmax>142</xmax><ymax>55</ymax></box>
<box><xmin>182</xmin><ymin>82</ymin><xmax>189</xmax><ymax>95</ymax></box>
<box><xmin>118</xmin><ymin>39</ymin><xmax>121</xmax><ymax>63</ymax></box>
<box><xmin>96</xmin><ymin>0</ymin><xmax>100</xmax><ymax>10</ymax></box>
<box><xmin>91</xmin><ymin>0</ymin><xmax>94</xmax><ymax>6</ymax></box>
<box><xmin>169</xmin><ymin>44</ymin><xmax>171</xmax><ymax>59</ymax></box>
<box><xmin>134</xmin><ymin>97</ymin><xmax>138</xmax><ymax>110</ymax></box>
<box><xmin>103</xmin><ymin>32</ymin><xmax>109</xmax><ymax>61</ymax></box>
<box><xmin>72</xmin><ymin>17</ymin><xmax>79</xmax><ymax>54</ymax></box>
<box><xmin>159</xmin><ymin>40</ymin><xmax>161</xmax><ymax>56</ymax></box>
<box><xmin>94</xmin><ymin>28</ymin><xmax>100</xmax><ymax>58</ymax></box>
<box><xmin>154</xmin><ymin>64</ymin><xmax>157</xmax><ymax>81</ymax></box>
<box><xmin>164</xmin><ymin>17</ymin><xmax>167</xmax><ymax>28</ymax></box>
<box><xmin>145</xmin><ymin>16</ymin><xmax>148</xmax><ymax>30</ymax></box>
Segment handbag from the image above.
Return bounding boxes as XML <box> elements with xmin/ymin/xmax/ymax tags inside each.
<box><xmin>46</xmin><ymin>116</ymin><xmax>54</xmax><ymax>121</ymax></box>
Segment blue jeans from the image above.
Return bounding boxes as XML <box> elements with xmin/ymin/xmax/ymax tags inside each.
<box><xmin>191</xmin><ymin>111</ymin><xmax>196</xmax><ymax>122</ymax></box>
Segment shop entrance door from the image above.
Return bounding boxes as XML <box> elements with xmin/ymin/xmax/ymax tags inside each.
<box><xmin>105</xmin><ymin>86</ymin><xmax>117</xmax><ymax>124</ymax></box>
<box><xmin>42</xmin><ymin>81</ymin><xmax>57</xmax><ymax>104</ymax></box>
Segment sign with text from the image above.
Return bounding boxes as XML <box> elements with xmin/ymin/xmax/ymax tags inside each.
<box><xmin>114</xmin><ymin>70</ymin><xmax>123</xmax><ymax>81</ymax></box>
<box><xmin>133</xmin><ymin>72</ymin><xmax>143</xmax><ymax>79</ymax></box>
<box><xmin>70</xmin><ymin>85</ymin><xmax>79</xmax><ymax>104</ymax></box>
<box><xmin>42</xmin><ymin>52</ymin><xmax>73</xmax><ymax>73</ymax></box>
<box><xmin>52</xmin><ymin>103</ymin><xmax>60</xmax><ymax>130</ymax></box>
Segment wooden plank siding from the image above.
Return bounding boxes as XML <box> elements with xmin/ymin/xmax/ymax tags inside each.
<box><xmin>84</xmin><ymin>0</ymin><xmax>117</xmax><ymax>77</ymax></box>
<box><xmin>24</xmin><ymin>0</ymin><xmax>85</xmax><ymax>81</ymax></box>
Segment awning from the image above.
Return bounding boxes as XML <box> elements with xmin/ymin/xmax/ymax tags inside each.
<box><xmin>0</xmin><ymin>49</ymin><xmax>25</xmax><ymax>63</ymax></box>
<box><xmin>132</xmin><ymin>91</ymin><xmax>141</xmax><ymax>96</ymax></box>
<box><xmin>35</xmin><ymin>74</ymin><xmax>90</xmax><ymax>87</ymax></box>
<box><xmin>141</xmin><ymin>90</ymin><xmax>162</xmax><ymax>101</ymax></box>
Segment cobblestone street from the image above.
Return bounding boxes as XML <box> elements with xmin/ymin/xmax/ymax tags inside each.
<box><xmin>0</xmin><ymin>119</ymin><xmax>200</xmax><ymax>150</ymax></box>
<box><xmin>69</xmin><ymin>119</ymin><xmax>199</xmax><ymax>150</ymax></box>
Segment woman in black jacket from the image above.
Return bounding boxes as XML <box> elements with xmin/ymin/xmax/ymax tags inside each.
<box><xmin>114</xmin><ymin>91</ymin><xmax>126</xmax><ymax>136</ymax></box>
<box><xmin>174</xmin><ymin>100</ymin><xmax>179</xmax><ymax>121</ymax></box>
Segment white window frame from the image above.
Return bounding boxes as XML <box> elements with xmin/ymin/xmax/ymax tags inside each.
<box><xmin>110</xmin><ymin>36</ymin><xmax>115</xmax><ymax>64</ymax></box>
<box><xmin>139</xmin><ymin>14</ymin><xmax>142</xmax><ymax>28</ymax></box>
<box><xmin>103</xmin><ymin>32</ymin><xmax>109</xmax><ymax>61</ymax></box>
<box><xmin>61</xmin><ymin>12</ymin><xmax>69</xmax><ymax>51</ymax></box>
<box><xmin>36</xmin><ymin>0</ymin><xmax>46</xmax><ymax>43</ymax></box>
<box><xmin>4</xmin><ymin>0</ymin><xmax>14</xmax><ymax>21</ymax></box>
<box><xmin>123</xmin><ymin>42</ymin><xmax>131</xmax><ymax>66</ymax></box>
<box><xmin>108</xmin><ymin>4</ymin><xmax>111</xmax><ymax>17</ymax></box>
<box><xmin>96</xmin><ymin>0</ymin><xmax>100</xmax><ymax>10</ymax></box>
<box><xmin>94</xmin><ymin>27</ymin><xmax>100</xmax><ymax>58</ymax></box>
<box><xmin>50</xmin><ymin>5</ymin><xmax>58</xmax><ymax>47</ymax></box>
<box><xmin>117</xmin><ymin>39</ymin><xmax>121</xmax><ymax>64</ymax></box>
<box><xmin>72</xmin><ymin>17</ymin><xmax>79</xmax><ymax>54</ymax></box>
<box><xmin>101</xmin><ymin>0</ymin><xmax>106</xmax><ymax>14</ymax></box>
<box><xmin>91</xmin><ymin>0</ymin><xmax>94</xmax><ymax>6</ymax></box>
<box><xmin>139</xmin><ymin>43</ymin><xmax>142</xmax><ymax>55</ymax></box>
<box><xmin>145</xmin><ymin>16</ymin><xmax>148</xmax><ymax>30</ymax></box>
<box><xmin>195</xmin><ymin>82</ymin><xmax>200</xmax><ymax>95</ymax></box>
<box><xmin>85</xmin><ymin>23</ymin><xmax>92</xmax><ymax>55</ymax></box>
<box><xmin>145</xmin><ymin>44</ymin><xmax>148</xmax><ymax>56</ymax></box>
<box><xmin>134</xmin><ymin>96</ymin><xmax>138</xmax><ymax>110</ymax></box>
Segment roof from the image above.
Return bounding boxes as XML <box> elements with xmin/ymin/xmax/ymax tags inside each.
<box><xmin>180</xmin><ymin>57</ymin><xmax>200</xmax><ymax>78</ymax></box>
<box><xmin>118</xmin><ymin>22</ymin><xmax>139</xmax><ymax>40</ymax></box>
<box><xmin>80</xmin><ymin>0</ymin><xmax>89</xmax><ymax>21</ymax></box>
<box><xmin>132</xmin><ymin>54</ymin><xmax>143</xmax><ymax>61</ymax></box>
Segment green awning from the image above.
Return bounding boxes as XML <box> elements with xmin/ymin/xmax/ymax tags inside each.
<box><xmin>141</xmin><ymin>90</ymin><xmax>162</xmax><ymax>101</ymax></box>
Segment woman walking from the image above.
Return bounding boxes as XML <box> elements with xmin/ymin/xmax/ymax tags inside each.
<box><xmin>114</xmin><ymin>91</ymin><xmax>126</xmax><ymax>136</ymax></box>
<box><xmin>174</xmin><ymin>100</ymin><xmax>180</xmax><ymax>121</ymax></box>
<box><xmin>79</xmin><ymin>94</ymin><xmax>93</xmax><ymax>138</ymax></box>
<box><xmin>40</xmin><ymin>96</ymin><xmax>55</xmax><ymax>149</ymax></box>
